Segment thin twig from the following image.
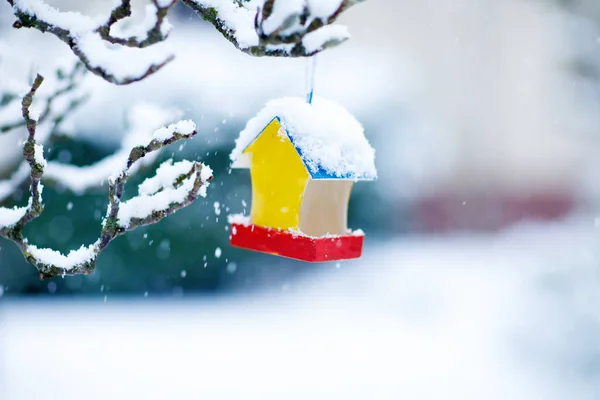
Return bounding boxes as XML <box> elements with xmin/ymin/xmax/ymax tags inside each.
<box><xmin>16</xmin><ymin>74</ymin><xmax>45</xmax><ymax>228</ymax></box>
<box><xmin>0</xmin><ymin>63</ymin><xmax>88</xmax><ymax>205</ymax></box>
<box><xmin>0</xmin><ymin>74</ymin><xmax>45</xmax><ymax>251</ymax></box>
<box><xmin>0</xmin><ymin>62</ymin><xmax>86</xmax><ymax>134</ymax></box>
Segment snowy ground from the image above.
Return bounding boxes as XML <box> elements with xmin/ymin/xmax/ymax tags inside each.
<box><xmin>2</xmin><ymin>216</ymin><xmax>600</xmax><ymax>399</ymax></box>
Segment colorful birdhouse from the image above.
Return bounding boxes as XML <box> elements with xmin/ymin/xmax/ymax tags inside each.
<box><xmin>229</xmin><ymin>97</ymin><xmax>377</xmax><ymax>262</ymax></box>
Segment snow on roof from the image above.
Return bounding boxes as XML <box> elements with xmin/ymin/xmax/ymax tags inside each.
<box><xmin>230</xmin><ymin>97</ymin><xmax>377</xmax><ymax>180</ymax></box>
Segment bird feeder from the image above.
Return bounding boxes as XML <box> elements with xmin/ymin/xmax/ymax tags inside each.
<box><xmin>229</xmin><ymin>97</ymin><xmax>377</xmax><ymax>262</ymax></box>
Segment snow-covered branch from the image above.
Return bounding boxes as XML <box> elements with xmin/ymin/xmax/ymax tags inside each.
<box><xmin>97</xmin><ymin>0</ymin><xmax>176</xmax><ymax>49</ymax></box>
<box><xmin>6</xmin><ymin>0</ymin><xmax>365</xmax><ymax>86</ymax></box>
<box><xmin>0</xmin><ymin>75</ymin><xmax>213</xmax><ymax>279</ymax></box>
<box><xmin>8</xmin><ymin>0</ymin><xmax>176</xmax><ymax>85</ymax></box>
<box><xmin>9</xmin><ymin>74</ymin><xmax>46</xmax><ymax>231</ymax></box>
<box><xmin>182</xmin><ymin>0</ymin><xmax>365</xmax><ymax>56</ymax></box>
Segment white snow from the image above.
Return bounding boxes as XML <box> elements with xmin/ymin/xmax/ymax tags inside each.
<box><xmin>286</xmin><ymin>227</ymin><xmax>365</xmax><ymax>239</ymax></box>
<box><xmin>0</xmin><ymin>206</ymin><xmax>27</xmax><ymax>229</ymax></box>
<box><xmin>190</xmin><ymin>0</ymin><xmax>260</xmax><ymax>48</ymax></box>
<box><xmin>117</xmin><ymin>172</ymin><xmax>196</xmax><ymax>228</ymax></box>
<box><xmin>33</xmin><ymin>144</ymin><xmax>46</xmax><ymax>167</ymax></box>
<box><xmin>231</xmin><ymin>97</ymin><xmax>377</xmax><ymax>180</ymax></box>
<box><xmin>29</xmin><ymin>104</ymin><xmax>42</xmax><ymax>121</ymax></box>
<box><xmin>3</xmin><ymin>218</ymin><xmax>600</xmax><ymax>399</ymax></box>
<box><xmin>117</xmin><ymin>160</ymin><xmax>211</xmax><ymax>228</ymax></box>
<box><xmin>227</xmin><ymin>213</ymin><xmax>251</xmax><ymax>226</ymax></box>
<box><xmin>12</xmin><ymin>0</ymin><xmax>99</xmax><ymax>36</ymax></box>
<box><xmin>138</xmin><ymin>159</ymin><xmax>195</xmax><ymax>196</ymax></box>
<box><xmin>200</xmin><ymin>164</ymin><xmax>214</xmax><ymax>183</ymax></box>
<box><xmin>302</xmin><ymin>25</ymin><xmax>350</xmax><ymax>54</ymax></box>
<box><xmin>26</xmin><ymin>243</ymin><xmax>97</xmax><ymax>269</ymax></box>
<box><xmin>152</xmin><ymin>119</ymin><xmax>196</xmax><ymax>141</ymax></box>
<box><xmin>160</xmin><ymin>19</ymin><xmax>173</xmax><ymax>38</ymax></box>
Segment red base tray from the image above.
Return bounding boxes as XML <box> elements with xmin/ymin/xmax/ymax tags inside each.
<box><xmin>230</xmin><ymin>223</ymin><xmax>364</xmax><ymax>262</ymax></box>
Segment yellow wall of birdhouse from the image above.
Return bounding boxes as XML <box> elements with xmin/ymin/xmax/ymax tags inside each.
<box><xmin>244</xmin><ymin>119</ymin><xmax>309</xmax><ymax>231</ymax></box>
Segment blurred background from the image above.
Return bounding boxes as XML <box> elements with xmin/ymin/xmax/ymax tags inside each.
<box><xmin>2</xmin><ymin>0</ymin><xmax>600</xmax><ymax>398</ymax></box>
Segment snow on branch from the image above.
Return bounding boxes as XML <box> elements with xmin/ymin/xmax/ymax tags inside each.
<box><xmin>0</xmin><ymin>75</ymin><xmax>213</xmax><ymax>279</ymax></box>
<box><xmin>8</xmin><ymin>0</ymin><xmax>176</xmax><ymax>85</ymax></box>
<box><xmin>97</xmin><ymin>0</ymin><xmax>176</xmax><ymax>48</ymax></box>
<box><xmin>182</xmin><ymin>0</ymin><xmax>365</xmax><ymax>56</ymax></box>
<box><xmin>6</xmin><ymin>1</ymin><xmax>366</xmax><ymax>86</ymax></box>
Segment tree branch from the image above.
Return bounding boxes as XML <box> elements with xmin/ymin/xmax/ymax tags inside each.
<box><xmin>0</xmin><ymin>62</ymin><xmax>88</xmax><ymax>203</ymax></box>
<box><xmin>16</xmin><ymin>74</ymin><xmax>45</xmax><ymax>229</ymax></box>
<box><xmin>0</xmin><ymin>76</ymin><xmax>213</xmax><ymax>279</ymax></box>
<box><xmin>182</xmin><ymin>0</ymin><xmax>366</xmax><ymax>57</ymax></box>
<box><xmin>7</xmin><ymin>0</ymin><xmax>366</xmax><ymax>86</ymax></box>
<box><xmin>97</xmin><ymin>0</ymin><xmax>177</xmax><ymax>48</ymax></box>
<box><xmin>9</xmin><ymin>0</ymin><xmax>177</xmax><ymax>85</ymax></box>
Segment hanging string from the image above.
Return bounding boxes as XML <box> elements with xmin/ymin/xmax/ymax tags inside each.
<box><xmin>305</xmin><ymin>55</ymin><xmax>317</xmax><ymax>104</ymax></box>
